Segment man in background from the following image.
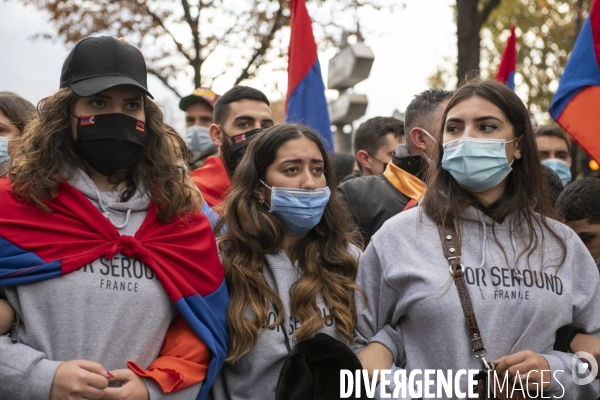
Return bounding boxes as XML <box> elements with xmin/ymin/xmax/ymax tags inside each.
<box><xmin>339</xmin><ymin>89</ymin><xmax>453</xmax><ymax>243</ymax></box>
<box><xmin>191</xmin><ymin>86</ymin><xmax>274</xmax><ymax>209</ymax></box>
<box><xmin>556</xmin><ymin>178</ymin><xmax>600</xmax><ymax>266</ymax></box>
<box><xmin>534</xmin><ymin>124</ymin><xmax>572</xmax><ymax>186</ymax></box>
<box><xmin>353</xmin><ymin>117</ymin><xmax>404</xmax><ymax>177</ymax></box>
<box><xmin>179</xmin><ymin>87</ymin><xmax>220</xmax><ymax>170</ymax></box>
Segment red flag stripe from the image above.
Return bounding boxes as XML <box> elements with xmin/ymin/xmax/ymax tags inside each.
<box><xmin>287</xmin><ymin>0</ymin><xmax>319</xmax><ymax>103</ymax></box>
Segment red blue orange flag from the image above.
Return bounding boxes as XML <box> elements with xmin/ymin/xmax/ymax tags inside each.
<box><xmin>0</xmin><ymin>180</ymin><xmax>228</xmax><ymax>400</ymax></box>
<box><xmin>234</xmin><ymin>133</ymin><xmax>247</xmax><ymax>144</ymax></box>
<box><xmin>191</xmin><ymin>155</ymin><xmax>231</xmax><ymax>209</ymax></box>
<box><xmin>285</xmin><ymin>0</ymin><xmax>334</xmax><ymax>152</ymax></box>
<box><xmin>136</xmin><ymin>120</ymin><xmax>145</xmax><ymax>132</ymax></box>
<box><xmin>495</xmin><ymin>25</ymin><xmax>517</xmax><ymax>90</ymax></box>
<box><xmin>550</xmin><ymin>0</ymin><xmax>600</xmax><ymax>162</ymax></box>
<box><xmin>81</xmin><ymin>116</ymin><xmax>95</xmax><ymax>125</ymax></box>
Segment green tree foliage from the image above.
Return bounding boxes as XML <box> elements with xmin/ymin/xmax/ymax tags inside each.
<box><xmin>481</xmin><ymin>0</ymin><xmax>589</xmax><ymax>122</ymax></box>
<box><xmin>430</xmin><ymin>0</ymin><xmax>589</xmax><ymax>122</ymax></box>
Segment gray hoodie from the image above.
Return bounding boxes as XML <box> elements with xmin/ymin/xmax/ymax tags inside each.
<box><xmin>354</xmin><ymin>206</ymin><xmax>600</xmax><ymax>399</ymax></box>
<box><xmin>0</xmin><ymin>169</ymin><xmax>201</xmax><ymax>400</ymax></box>
<box><xmin>208</xmin><ymin>248</ymin><xmax>356</xmax><ymax>400</ymax></box>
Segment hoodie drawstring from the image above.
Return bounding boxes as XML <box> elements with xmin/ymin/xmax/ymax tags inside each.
<box><xmin>509</xmin><ymin>219</ymin><xmax>524</xmax><ymax>304</ymax></box>
<box><xmin>95</xmin><ymin>188</ymin><xmax>132</xmax><ymax>229</ymax></box>
<box><xmin>477</xmin><ymin>220</ymin><xmax>487</xmax><ymax>299</ymax></box>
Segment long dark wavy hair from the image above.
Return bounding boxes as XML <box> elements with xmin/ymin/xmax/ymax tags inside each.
<box><xmin>421</xmin><ymin>79</ymin><xmax>566</xmax><ymax>270</ymax></box>
<box><xmin>9</xmin><ymin>87</ymin><xmax>198</xmax><ymax>222</ymax></box>
<box><xmin>0</xmin><ymin>91</ymin><xmax>36</xmax><ymax>134</ymax></box>
<box><xmin>217</xmin><ymin>124</ymin><xmax>364</xmax><ymax>362</ymax></box>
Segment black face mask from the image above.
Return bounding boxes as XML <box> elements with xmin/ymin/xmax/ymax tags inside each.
<box><xmin>391</xmin><ymin>152</ymin><xmax>428</xmax><ymax>181</ymax></box>
<box><xmin>75</xmin><ymin>113</ymin><xmax>147</xmax><ymax>176</ymax></box>
<box><xmin>222</xmin><ymin>127</ymin><xmax>262</xmax><ymax>173</ymax></box>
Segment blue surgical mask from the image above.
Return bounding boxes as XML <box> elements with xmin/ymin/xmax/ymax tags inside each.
<box><xmin>0</xmin><ymin>136</ymin><xmax>15</xmax><ymax>165</ymax></box>
<box><xmin>185</xmin><ymin>125</ymin><xmax>217</xmax><ymax>154</ymax></box>
<box><xmin>541</xmin><ymin>158</ymin><xmax>572</xmax><ymax>186</ymax></box>
<box><xmin>261</xmin><ymin>180</ymin><xmax>331</xmax><ymax>235</ymax></box>
<box><xmin>442</xmin><ymin>137</ymin><xmax>518</xmax><ymax>193</ymax></box>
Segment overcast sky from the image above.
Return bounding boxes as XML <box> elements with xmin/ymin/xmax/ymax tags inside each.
<box><xmin>0</xmin><ymin>0</ymin><xmax>456</xmax><ymax>133</ymax></box>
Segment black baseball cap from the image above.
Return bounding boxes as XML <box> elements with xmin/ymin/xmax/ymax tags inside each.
<box><xmin>60</xmin><ymin>36</ymin><xmax>153</xmax><ymax>98</ymax></box>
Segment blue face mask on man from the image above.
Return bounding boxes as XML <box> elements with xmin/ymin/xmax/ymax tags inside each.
<box><xmin>0</xmin><ymin>136</ymin><xmax>13</xmax><ymax>165</ymax></box>
<box><xmin>260</xmin><ymin>180</ymin><xmax>330</xmax><ymax>235</ymax></box>
<box><xmin>185</xmin><ymin>125</ymin><xmax>217</xmax><ymax>155</ymax></box>
<box><xmin>441</xmin><ymin>136</ymin><xmax>518</xmax><ymax>193</ymax></box>
<box><xmin>541</xmin><ymin>158</ymin><xmax>572</xmax><ymax>186</ymax></box>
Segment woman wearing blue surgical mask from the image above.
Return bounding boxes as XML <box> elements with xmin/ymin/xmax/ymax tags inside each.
<box><xmin>0</xmin><ymin>92</ymin><xmax>35</xmax><ymax>176</ymax></box>
<box><xmin>211</xmin><ymin>124</ymin><xmax>364</xmax><ymax>400</ymax></box>
<box><xmin>355</xmin><ymin>80</ymin><xmax>600</xmax><ymax>399</ymax></box>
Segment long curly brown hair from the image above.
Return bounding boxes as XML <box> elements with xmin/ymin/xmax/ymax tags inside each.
<box><xmin>217</xmin><ymin>124</ymin><xmax>364</xmax><ymax>362</ymax></box>
<box><xmin>9</xmin><ymin>87</ymin><xmax>199</xmax><ymax>222</ymax></box>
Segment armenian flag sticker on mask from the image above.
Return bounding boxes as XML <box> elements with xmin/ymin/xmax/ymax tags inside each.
<box><xmin>234</xmin><ymin>134</ymin><xmax>247</xmax><ymax>144</ymax></box>
<box><xmin>135</xmin><ymin>121</ymin><xmax>145</xmax><ymax>132</ymax></box>
<box><xmin>80</xmin><ymin>116</ymin><xmax>95</xmax><ymax>126</ymax></box>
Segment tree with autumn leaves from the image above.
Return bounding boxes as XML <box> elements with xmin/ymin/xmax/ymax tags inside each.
<box><xmin>482</xmin><ymin>0</ymin><xmax>588</xmax><ymax>119</ymax></box>
<box><xmin>432</xmin><ymin>0</ymin><xmax>589</xmax><ymax>122</ymax></box>
<box><xmin>24</xmin><ymin>0</ymin><xmax>589</xmax><ymax>123</ymax></box>
<box><xmin>23</xmin><ymin>0</ymin><xmax>393</xmax><ymax>98</ymax></box>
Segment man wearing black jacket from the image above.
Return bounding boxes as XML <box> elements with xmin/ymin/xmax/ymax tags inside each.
<box><xmin>338</xmin><ymin>89</ymin><xmax>453</xmax><ymax>243</ymax></box>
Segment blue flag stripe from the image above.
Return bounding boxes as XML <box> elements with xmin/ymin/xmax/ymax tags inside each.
<box><xmin>550</xmin><ymin>17</ymin><xmax>600</xmax><ymax>118</ymax></box>
<box><xmin>175</xmin><ymin>280</ymin><xmax>229</xmax><ymax>400</ymax></box>
<box><xmin>286</xmin><ymin>61</ymin><xmax>333</xmax><ymax>152</ymax></box>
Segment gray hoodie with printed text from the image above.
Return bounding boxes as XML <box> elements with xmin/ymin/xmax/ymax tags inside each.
<box><xmin>354</xmin><ymin>206</ymin><xmax>600</xmax><ymax>400</ymax></box>
<box><xmin>208</xmin><ymin>248</ymin><xmax>355</xmax><ymax>400</ymax></box>
<box><xmin>0</xmin><ymin>169</ymin><xmax>201</xmax><ymax>400</ymax></box>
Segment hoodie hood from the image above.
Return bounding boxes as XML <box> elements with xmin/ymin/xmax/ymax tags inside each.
<box><xmin>67</xmin><ymin>167</ymin><xmax>150</xmax><ymax>229</ymax></box>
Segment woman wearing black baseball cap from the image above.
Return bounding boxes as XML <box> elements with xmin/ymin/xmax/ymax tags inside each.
<box><xmin>0</xmin><ymin>37</ymin><xmax>227</xmax><ymax>400</ymax></box>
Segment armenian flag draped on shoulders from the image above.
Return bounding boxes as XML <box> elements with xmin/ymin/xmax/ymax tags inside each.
<box><xmin>0</xmin><ymin>177</ymin><xmax>228</xmax><ymax>400</ymax></box>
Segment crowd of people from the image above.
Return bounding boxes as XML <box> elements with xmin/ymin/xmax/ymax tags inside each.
<box><xmin>1</xmin><ymin>35</ymin><xmax>600</xmax><ymax>400</ymax></box>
